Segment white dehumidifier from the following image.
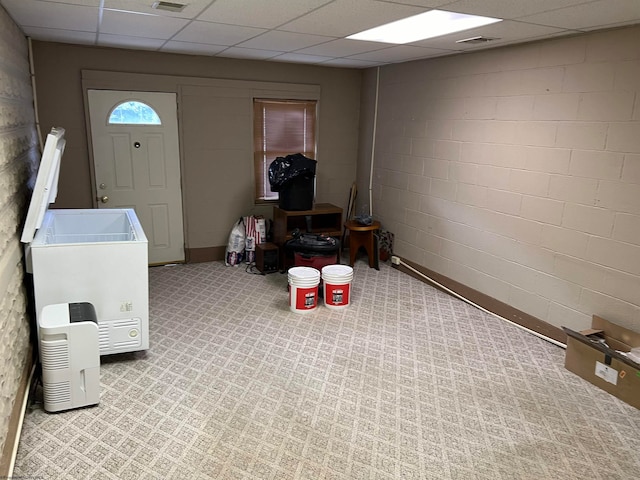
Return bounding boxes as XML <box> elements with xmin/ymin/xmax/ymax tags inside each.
<box><xmin>39</xmin><ymin>302</ymin><xmax>100</xmax><ymax>412</ymax></box>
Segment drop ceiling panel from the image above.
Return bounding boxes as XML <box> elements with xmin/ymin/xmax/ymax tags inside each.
<box><xmin>160</xmin><ymin>41</ymin><xmax>227</xmax><ymax>55</ymax></box>
<box><xmin>321</xmin><ymin>57</ymin><xmax>385</xmax><ymax>68</ymax></box>
<box><xmin>279</xmin><ymin>0</ymin><xmax>428</xmax><ymax>37</ymax></box>
<box><xmin>296</xmin><ymin>38</ymin><xmax>391</xmax><ymax>57</ymax></box>
<box><xmin>237</xmin><ymin>30</ymin><xmax>334</xmax><ymax>51</ymax></box>
<box><xmin>518</xmin><ymin>0</ymin><xmax>640</xmax><ymax>31</ymax></box>
<box><xmin>100</xmin><ymin>9</ymin><xmax>189</xmax><ymax>38</ymax></box>
<box><xmin>271</xmin><ymin>52</ymin><xmax>335</xmax><ymax>65</ymax></box>
<box><xmin>21</xmin><ymin>25</ymin><xmax>96</xmax><ymax>44</ymax></box>
<box><xmin>197</xmin><ymin>0</ymin><xmax>334</xmax><ymax>29</ymax></box>
<box><xmin>376</xmin><ymin>0</ymin><xmax>452</xmax><ymax>7</ymax></box>
<box><xmin>173</xmin><ymin>20</ymin><xmax>266</xmax><ymax>45</ymax></box>
<box><xmin>350</xmin><ymin>45</ymin><xmax>451</xmax><ymax>63</ymax></box>
<box><xmin>98</xmin><ymin>33</ymin><xmax>166</xmax><ymax>49</ymax></box>
<box><xmin>412</xmin><ymin>19</ymin><xmax>569</xmax><ymax>50</ymax></box>
<box><xmin>216</xmin><ymin>47</ymin><xmax>284</xmax><ymax>60</ymax></box>
<box><xmin>442</xmin><ymin>0</ymin><xmax>594</xmax><ymax>20</ymax></box>
<box><xmin>2</xmin><ymin>0</ymin><xmax>98</xmax><ymax>32</ymax></box>
<box><xmin>37</xmin><ymin>0</ymin><xmax>100</xmax><ymax>6</ymax></box>
<box><xmin>2</xmin><ymin>0</ymin><xmax>640</xmax><ymax>67</ymax></box>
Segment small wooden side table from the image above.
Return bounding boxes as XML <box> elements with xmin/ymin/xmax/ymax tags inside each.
<box><xmin>344</xmin><ymin>220</ymin><xmax>381</xmax><ymax>268</ymax></box>
<box><xmin>273</xmin><ymin>203</ymin><xmax>343</xmax><ymax>270</ymax></box>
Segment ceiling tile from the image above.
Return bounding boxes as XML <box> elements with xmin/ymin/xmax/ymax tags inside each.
<box><xmin>411</xmin><ymin>19</ymin><xmax>568</xmax><ymax>50</ymax></box>
<box><xmin>270</xmin><ymin>52</ymin><xmax>334</xmax><ymax>64</ymax></box>
<box><xmin>100</xmin><ymin>9</ymin><xmax>189</xmax><ymax>38</ymax></box>
<box><xmin>1</xmin><ymin>0</ymin><xmax>98</xmax><ymax>31</ymax></box>
<box><xmin>237</xmin><ymin>30</ymin><xmax>334</xmax><ymax>51</ymax></box>
<box><xmin>296</xmin><ymin>38</ymin><xmax>391</xmax><ymax>57</ymax></box>
<box><xmin>517</xmin><ymin>0</ymin><xmax>640</xmax><ymax>30</ymax></box>
<box><xmin>22</xmin><ymin>25</ymin><xmax>96</xmax><ymax>44</ymax></box>
<box><xmin>279</xmin><ymin>0</ymin><xmax>428</xmax><ymax>37</ymax></box>
<box><xmin>160</xmin><ymin>41</ymin><xmax>227</xmax><ymax>55</ymax></box>
<box><xmin>38</xmin><ymin>0</ymin><xmax>100</xmax><ymax>6</ymax></box>
<box><xmin>197</xmin><ymin>0</ymin><xmax>333</xmax><ymax>29</ymax></box>
<box><xmin>442</xmin><ymin>0</ymin><xmax>594</xmax><ymax>20</ymax></box>
<box><xmin>172</xmin><ymin>20</ymin><xmax>266</xmax><ymax>45</ymax></box>
<box><xmin>350</xmin><ymin>44</ymin><xmax>450</xmax><ymax>62</ymax></box>
<box><xmin>376</xmin><ymin>0</ymin><xmax>451</xmax><ymax>7</ymax></box>
<box><xmin>2</xmin><ymin>0</ymin><xmax>640</xmax><ymax>68</ymax></box>
<box><xmin>216</xmin><ymin>46</ymin><xmax>284</xmax><ymax>60</ymax></box>
<box><xmin>320</xmin><ymin>57</ymin><xmax>387</xmax><ymax>68</ymax></box>
<box><xmin>97</xmin><ymin>33</ymin><xmax>165</xmax><ymax>49</ymax></box>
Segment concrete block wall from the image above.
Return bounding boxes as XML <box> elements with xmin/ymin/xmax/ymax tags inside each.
<box><xmin>366</xmin><ymin>26</ymin><xmax>640</xmax><ymax>333</ymax></box>
<box><xmin>0</xmin><ymin>5</ymin><xmax>38</xmax><ymax>456</ymax></box>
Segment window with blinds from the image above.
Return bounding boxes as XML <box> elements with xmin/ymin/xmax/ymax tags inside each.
<box><xmin>253</xmin><ymin>99</ymin><xmax>317</xmax><ymax>202</ymax></box>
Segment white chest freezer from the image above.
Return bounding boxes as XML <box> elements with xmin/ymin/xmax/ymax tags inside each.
<box><xmin>21</xmin><ymin>127</ymin><xmax>149</xmax><ymax>355</ymax></box>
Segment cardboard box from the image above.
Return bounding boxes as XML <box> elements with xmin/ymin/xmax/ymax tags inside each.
<box><xmin>564</xmin><ymin>315</ymin><xmax>640</xmax><ymax>410</ymax></box>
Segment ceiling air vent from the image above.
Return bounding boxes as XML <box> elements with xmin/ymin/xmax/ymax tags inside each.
<box><xmin>152</xmin><ymin>1</ymin><xmax>187</xmax><ymax>12</ymax></box>
<box><xmin>456</xmin><ymin>36</ymin><xmax>500</xmax><ymax>45</ymax></box>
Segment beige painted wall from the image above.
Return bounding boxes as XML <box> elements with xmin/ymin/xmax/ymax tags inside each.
<box><xmin>360</xmin><ymin>26</ymin><xmax>640</xmax><ymax>334</ymax></box>
<box><xmin>0</xmin><ymin>5</ymin><xmax>38</xmax><ymax>462</ymax></box>
<box><xmin>31</xmin><ymin>42</ymin><xmax>361</xmax><ymax>249</ymax></box>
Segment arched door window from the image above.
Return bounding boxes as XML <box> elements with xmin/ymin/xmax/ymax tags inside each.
<box><xmin>108</xmin><ymin>100</ymin><xmax>162</xmax><ymax>125</ymax></box>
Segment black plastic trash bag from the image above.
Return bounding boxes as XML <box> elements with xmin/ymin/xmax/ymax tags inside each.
<box><xmin>268</xmin><ymin>153</ymin><xmax>317</xmax><ymax>192</ymax></box>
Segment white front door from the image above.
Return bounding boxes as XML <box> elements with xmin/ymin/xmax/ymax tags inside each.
<box><xmin>88</xmin><ymin>90</ymin><xmax>185</xmax><ymax>265</ymax></box>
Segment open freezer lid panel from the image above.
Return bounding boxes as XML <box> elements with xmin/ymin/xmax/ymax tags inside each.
<box><xmin>21</xmin><ymin>127</ymin><xmax>66</xmax><ymax>243</ymax></box>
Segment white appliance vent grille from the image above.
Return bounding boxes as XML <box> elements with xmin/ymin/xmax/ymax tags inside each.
<box><xmin>41</xmin><ymin>341</ymin><xmax>69</xmax><ymax>370</ymax></box>
<box><xmin>113</xmin><ymin>319</ymin><xmax>139</xmax><ymax>327</ymax></box>
<box><xmin>99</xmin><ymin>319</ymin><xmax>141</xmax><ymax>353</ymax></box>
<box><xmin>114</xmin><ymin>339</ymin><xmax>141</xmax><ymax>349</ymax></box>
<box><xmin>99</xmin><ymin>325</ymin><xmax>110</xmax><ymax>351</ymax></box>
<box><xmin>43</xmin><ymin>381</ymin><xmax>71</xmax><ymax>405</ymax></box>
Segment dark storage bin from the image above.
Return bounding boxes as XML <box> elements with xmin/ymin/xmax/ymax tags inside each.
<box><xmin>279</xmin><ymin>174</ymin><xmax>314</xmax><ymax>211</ymax></box>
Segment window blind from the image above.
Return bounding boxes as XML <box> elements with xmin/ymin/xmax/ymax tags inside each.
<box><xmin>253</xmin><ymin>99</ymin><xmax>317</xmax><ymax>201</ymax></box>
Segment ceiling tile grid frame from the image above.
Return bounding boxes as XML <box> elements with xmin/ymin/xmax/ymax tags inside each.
<box><xmin>1</xmin><ymin>0</ymin><xmax>640</xmax><ymax>67</ymax></box>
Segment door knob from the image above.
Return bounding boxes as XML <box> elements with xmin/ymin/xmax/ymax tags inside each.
<box><xmin>100</xmin><ymin>195</ymin><xmax>109</xmax><ymax>203</ymax></box>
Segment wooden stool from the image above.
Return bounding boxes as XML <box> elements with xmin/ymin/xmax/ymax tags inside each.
<box><xmin>344</xmin><ymin>220</ymin><xmax>381</xmax><ymax>268</ymax></box>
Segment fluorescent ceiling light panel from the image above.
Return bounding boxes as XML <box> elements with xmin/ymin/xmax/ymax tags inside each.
<box><xmin>347</xmin><ymin>10</ymin><xmax>502</xmax><ymax>44</ymax></box>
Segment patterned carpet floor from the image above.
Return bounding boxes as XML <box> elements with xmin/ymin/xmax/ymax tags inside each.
<box><xmin>14</xmin><ymin>259</ymin><xmax>640</xmax><ymax>479</ymax></box>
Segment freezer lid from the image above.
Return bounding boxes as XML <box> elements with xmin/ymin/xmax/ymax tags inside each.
<box><xmin>21</xmin><ymin>127</ymin><xmax>66</xmax><ymax>243</ymax></box>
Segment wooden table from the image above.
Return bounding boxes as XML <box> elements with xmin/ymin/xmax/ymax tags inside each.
<box><xmin>273</xmin><ymin>203</ymin><xmax>343</xmax><ymax>270</ymax></box>
<box><xmin>344</xmin><ymin>220</ymin><xmax>381</xmax><ymax>268</ymax></box>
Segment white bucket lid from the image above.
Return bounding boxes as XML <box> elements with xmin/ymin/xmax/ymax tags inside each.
<box><xmin>321</xmin><ymin>265</ymin><xmax>353</xmax><ymax>277</ymax></box>
<box><xmin>288</xmin><ymin>266</ymin><xmax>320</xmax><ymax>280</ymax></box>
